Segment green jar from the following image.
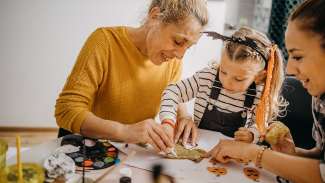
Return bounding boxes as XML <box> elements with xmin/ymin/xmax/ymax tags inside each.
<box><xmin>0</xmin><ymin>139</ymin><xmax>8</xmax><ymax>170</ymax></box>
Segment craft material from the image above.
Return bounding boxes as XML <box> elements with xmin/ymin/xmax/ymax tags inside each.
<box><xmin>165</xmin><ymin>144</ymin><xmax>206</xmax><ymax>162</ymax></box>
<box><xmin>243</xmin><ymin>167</ymin><xmax>260</xmax><ymax>182</ymax></box>
<box><xmin>223</xmin><ymin>156</ymin><xmax>250</xmax><ymax>165</ymax></box>
<box><xmin>43</xmin><ymin>152</ymin><xmax>75</xmax><ymax>181</ymax></box>
<box><xmin>60</xmin><ymin>135</ymin><xmax>119</xmax><ymax>170</ymax></box>
<box><xmin>0</xmin><ymin>163</ymin><xmax>45</xmax><ymax>183</ymax></box>
<box><xmin>110</xmin><ymin>129</ymin><xmax>278</xmax><ymax>183</ymax></box>
<box><xmin>119</xmin><ymin>176</ymin><xmax>131</xmax><ymax>183</ymax></box>
<box><xmin>265</xmin><ymin>121</ymin><xmax>290</xmax><ymax>145</ymax></box>
<box><xmin>152</xmin><ymin>164</ymin><xmax>175</xmax><ymax>183</ymax></box>
<box><xmin>93</xmin><ymin>151</ymin><xmax>136</xmax><ymax>183</ymax></box>
<box><xmin>16</xmin><ymin>136</ymin><xmax>23</xmax><ymax>183</ymax></box>
<box><xmin>82</xmin><ymin>139</ymin><xmax>86</xmax><ymax>183</ymax></box>
<box><xmin>207</xmin><ymin>167</ymin><xmax>227</xmax><ymax>176</ymax></box>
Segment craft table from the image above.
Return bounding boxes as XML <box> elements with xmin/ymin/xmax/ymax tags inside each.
<box><xmin>6</xmin><ymin>130</ymin><xmax>286</xmax><ymax>183</ymax></box>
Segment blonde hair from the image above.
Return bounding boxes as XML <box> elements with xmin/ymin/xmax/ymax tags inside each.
<box><xmin>148</xmin><ymin>0</ymin><xmax>208</xmax><ymax>26</ymax></box>
<box><xmin>224</xmin><ymin>27</ymin><xmax>287</xmax><ymax>130</ymax></box>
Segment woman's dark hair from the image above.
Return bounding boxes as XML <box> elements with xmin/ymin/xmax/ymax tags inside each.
<box><xmin>290</xmin><ymin>0</ymin><xmax>325</xmax><ymax>48</ymax></box>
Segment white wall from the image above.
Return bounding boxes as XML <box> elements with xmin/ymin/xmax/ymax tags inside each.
<box><xmin>0</xmin><ymin>0</ymin><xmax>225</xmax><ymax>127</ymax></box>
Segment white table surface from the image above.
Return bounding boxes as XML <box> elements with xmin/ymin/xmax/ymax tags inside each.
<box><xmin>6</xmin><ymin>138</ymin><xmax>153</xmax><ymax>183</ymax></box>
<box><xmin>5</xmin><ymin>130</ymin><xmax>282</xmax><ymax>183</ymax></box>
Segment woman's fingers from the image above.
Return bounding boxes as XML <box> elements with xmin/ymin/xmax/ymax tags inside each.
<box><xmin>128</xmin><ymin>119</ymin><xmax>175</xmax><ymax>153</ymax></box>
<box><xmin>148</xmin><ymin>127</ymin><xmax>168</xmax><ymax>152</ymax></box>
<box><xmin>210</xmin><ymin>146</ymin><xmax>230</xmax><ymax>163</ymax></box>
<box><xmin>147</xmin><ymin>137</ymin><xmax>161</xmax><ymax>152</ymax></box>
<box><xmin>210</xmin><ymin>141</ymin><xmax>237</xmax><ymax>163</ymax></box>
<box><xmin>215</xmin><ymin>155</ymin><xmax>230</xmax><ymax>164</ymax></box>
<box><xmin>162</xmin><ymin>124</ymin><xmax>174</xmax><ymax>141</ymax></box>
<box><xmin>234</xmin><ymin>128</ymin><xmax>253</xmax><ymax>143</ymax></box>
<box><xmin>152</xmin><ymin>123</ymin><xmax>173</xmax><ymax>147</ymax></box>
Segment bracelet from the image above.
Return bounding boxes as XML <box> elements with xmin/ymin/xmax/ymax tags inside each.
<box><xmin>255</xmin><ymin>146</ymin><xmax>267</xmax><ymax>168</ymax></box>
<box><xmin>177</xmin><ymin>116</ymin><xmax>192</xmax><ymax>122</ymax></box>
<box><xmin>162</xmin><ymin>119</ymin><xmax>175</xmax><ymax>129</ymax></box>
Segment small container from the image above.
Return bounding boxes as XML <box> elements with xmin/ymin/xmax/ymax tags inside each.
<box><xmin>0</xmin><ymin>139</ymin><xmax>8</xmax><ymax>170</ymax></box>
<box><xmin>119</xmin><ymin>168</ymin><xmax>132</xmax><ymax>183</ymax></box>
<box><xmin>119</xmin><ymin>176</ymin><xmax>131</xmax><ymax>183</ymax></box>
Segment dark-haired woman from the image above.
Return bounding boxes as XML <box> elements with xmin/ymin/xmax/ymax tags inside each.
<box><xmin>206</xmin><ymin>1</ymin><xmax>325</xmax><ymax>182</ymax></box>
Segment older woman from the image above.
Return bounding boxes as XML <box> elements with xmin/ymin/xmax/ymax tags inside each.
<box><xmin>206</xmin><ymin>0</ymin><xmax>325</xmax><ymax>183</ymax></box>
<box><xmin>55</xmin><ymin>0</ymin><xmax>208</xmax><ymax>153</ymax></box>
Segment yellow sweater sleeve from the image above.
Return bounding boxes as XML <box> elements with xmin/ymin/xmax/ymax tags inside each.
<box><xmin>55</xmin><ymin>29</ymin><xmax>109</xmax><ymax>133</ymax></box>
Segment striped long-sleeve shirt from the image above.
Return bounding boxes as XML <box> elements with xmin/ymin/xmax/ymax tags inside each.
<box><xmin>159</xmin><ymin>66</ymin><xmax>264</xmax><ymax>141</ymax></box>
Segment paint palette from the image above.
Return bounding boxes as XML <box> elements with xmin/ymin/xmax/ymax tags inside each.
<box><xmin>60</xmin><ymin>134</ymin><xmax>119</xmax><ymax>170</ymax></box>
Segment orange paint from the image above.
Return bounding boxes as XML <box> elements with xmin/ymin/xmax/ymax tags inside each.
<box><xmin>84</xmin><ymin>160</ymin><xmax>93</xmax><ymax>167</ymax></box>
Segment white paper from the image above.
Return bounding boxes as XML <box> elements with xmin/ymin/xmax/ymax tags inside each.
<box><xmin>110</xmin><ymin>129</ymin><xmax>278</xmax><ymax>183</ymax></box>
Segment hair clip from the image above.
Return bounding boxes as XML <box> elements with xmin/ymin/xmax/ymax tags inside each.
<box><xmin>203</xmin><ymin>31</ymin><xmax>268</xmax><ymax>63</ymax></box>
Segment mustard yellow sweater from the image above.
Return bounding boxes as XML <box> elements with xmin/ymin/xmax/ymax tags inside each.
<box><xmin>55</xmin><ymin>27</ymin><xmax>182</xmax><ymax>133</ymax></box>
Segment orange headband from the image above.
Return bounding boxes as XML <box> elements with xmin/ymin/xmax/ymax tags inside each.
<box><xmin>255</xmin><ymin>44</ymin><xmax>277</xmax><ymax>139</ymax></box>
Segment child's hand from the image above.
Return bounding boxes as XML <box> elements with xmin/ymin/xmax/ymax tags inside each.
<box><xmin>234</xmin><ymin>127</ymin><xmax>253</xmax><ymax>143</ymax></box>
<box><xmin>174</xmin><ymin>116</ymin><xmax>198</xmax><ymax>146</ymax></box>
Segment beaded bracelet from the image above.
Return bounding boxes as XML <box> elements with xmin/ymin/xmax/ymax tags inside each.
<box><xmin>161</xmin><ymin>119</ymin><xmax>175</xmax><ymax>129</ymax></box>
<box><xmin>255</xmin><ymin>146</ymin><xmax>268</xmax><ymax>168</ymax></box>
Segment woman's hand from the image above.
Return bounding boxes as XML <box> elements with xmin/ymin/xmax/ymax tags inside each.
<box><xmin>205</xmin><ymin>139</ymin><xmax>259</xmax><ymax>164</ymax></box>
<box><xmin>234</xmin><ymin>127</ymin><xmax>254</xmax><ymax>143</ymax></box>
<box><xmin>270</xmin><ymin>131</ymin><xmax>296</xmax><ymax>155</ymax></box>
<box><xmin>174</xmin><ymin>116</ymin><xmax>198</xmax><ymax>146</ymax></box>
<box><xmin>266</xmin><ymin>123</ymin><xmax>296</xmax><ymax>155</ymax></box>
<box><xmin>122</xmin><ymin>119</ymin><xmax>173</xmax><ymax>153</ymax></box>
<box><xmin>161</xmin><ymin>122</ymin><xmax>175</xmax><ymax>145</ymax></box>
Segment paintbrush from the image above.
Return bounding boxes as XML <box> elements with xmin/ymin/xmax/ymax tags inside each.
<box><xmin>82</xmin><ymin>137</ymin><xmax>86</xmax><ymax>183</ymax></box>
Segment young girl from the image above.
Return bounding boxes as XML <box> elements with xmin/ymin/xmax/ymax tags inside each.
<box><xmin>159</xmin><ymin>27</ymin><xmax>286</xmax><ymax>144</ymax></box>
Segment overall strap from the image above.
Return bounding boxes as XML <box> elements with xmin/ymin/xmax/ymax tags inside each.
<box><xmin>209</xmin><ymin>70</ymin><xmax>222</xmax><ymax>100</ymax></box>
<box><xmin>243</xmin><ymin>82</ymin><xmax>257</xmax><ymax>108</ymax></box>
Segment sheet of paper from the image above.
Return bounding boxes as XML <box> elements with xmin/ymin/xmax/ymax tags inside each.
<box><xmin>110</xmin><ymin>129</ymin><xmax>279</xmax><ymax>183</ymax></box>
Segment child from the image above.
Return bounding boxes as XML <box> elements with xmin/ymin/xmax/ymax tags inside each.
<box><xmin>159</xmin><ymin>27</ymin><xmax>286</xmax><ymax>144</ymax></box>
